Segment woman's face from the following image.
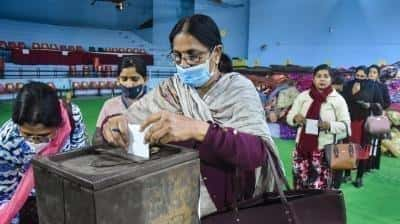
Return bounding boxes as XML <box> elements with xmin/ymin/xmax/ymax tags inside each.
<box><xmin>368</xmin><ymin>68</ymin><xmax>379</xmax><ymax>81</ymax></box>
<box><xmin>20</xmin><ymin>123</ymin><xmax>57</xmax><ymax>144</ymax></box>
<box><xmin>313</xmin><ymin>69</ymin><xmax>332</xmax><ymax>90</ymax></box>
<box><xmin>172</xmin><ymin>33</ymin><xmax>221</xmax><ymax>71</ymax></box>
<box><xmin>118</xmin><ymin>67</ymin><xmax>146</xmax><ymax>88</ymax></box>
<box><xmin>355</xmin><ymin>70</ymin><xmax>367</xmax><ymax>80</ymax></box>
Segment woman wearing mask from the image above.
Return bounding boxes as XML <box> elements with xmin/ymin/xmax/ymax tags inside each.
<box><xmin>101</xmin><ymin>14</ymin><xmax>283</xmax><ymax>218</ymax></box>
<box><xmin>0</xmin><ymin>82</ymin><xmax>87</xmax><ymax>224</ymax></box>
<box><xmin>367</xmin><ymin>65</ymin><xmax>390</xmax><ymax>171</ymax></box>
<box><xmin>93</xmin><ymin>56</ymin><xmax>147</xmax><ymax>145</ymax></box>
<box><xmin>287</xmin><ymin>64</ymin><xmax>351</xmax><ymax>190</ymax></box>
<box><xmin>342</xmin><ymin>66</ymin><xmax>384</xmax><ymax>187</ymax></box>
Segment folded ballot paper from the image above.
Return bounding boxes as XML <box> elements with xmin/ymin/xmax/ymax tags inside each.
<box><xmin>128</xmin><ymin>124</ymin><xmax>150</xmax><ymax>160</ymax></box>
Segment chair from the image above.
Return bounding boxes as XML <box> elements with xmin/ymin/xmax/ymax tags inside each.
<box><xmin>76</xmin><ymin>46</ymin><xmax>84</xmax><ymax>52</ymax></box>
<box><xmin>99</xmin><ymin>81</ymin><xmax>107</xmax><ymax>89</ymax></box>
<box><xmin>0</xmin><ymin>41</ymin><xmax>7</xmax><ymax>49</ymax></box>
<box><xmin>82</xmin><ymin>65</ymin><xmax>91</xmax><ymax>76</ymax></box>
<box><xmin>41</xmin><ymin>43</ymin><xmax>50</xmax><ymax>49</ymax></box>
<box><xmin>47</xmin><ymin>82</ymin><xmax>56</xmax><ymax>90</ymax></box>
<box><xmin>90</xmin><ymin>81</ymin><xmax>99</xmax><ymax>89</ymax></box>
<box><xmin>72</xmin><ymin>82</ymin><xmax>81</xmax><ymax>90</ymax></box>
<box><xmin>107</xmin><ymin>80</ymin><xmax>115</xmax><ymax>89</ymax></box>
<box><xmin>60</xmin><ymin>45</ymin><xmax>67</xmax><ymax>51</ymax></box>
<box><xmin>7</xmin><ymin>42</ymin><xmax>17</xmax><ymax>50</ymax></box>
<box><xmin>106</xmin><ymin>65</ymin><xmax>113</xmax><ymax>77</ymax></box>
<box><xmin>50</xmin><ymin>44</ymin><xmax>59</xmax><ymax>50</ymax></box>
<box><xmin>89</xmin><ymin>46</ymin><xmax>96</xmax><ymax>52</ymax></box>
<box><xmin>5</xmin><ymin>83</ymin><xmax>16</xmax><ymax>93</ymax></box>
<box><xmin>68</xmin><ymin>46</ymin><xmax>76</xmax><ymax>51</ymax></box>
<box><xmin>17</xmin><ymin>42</ymin><xmax>25</xmax><ymax>49</ymax></box>
<box><xmin>0</xmin><ymin>58</ymin><xmax>4</xmax><ymax>75</ymax></box>
<box><xmin>32</xmin><ymin>43</ymin><xmax>41</xmax><ymax>49</ymax></box>
<box><xmin>81</xmin><ymin>81</ymin><xmax>89</xmax><ymax>89</ymax></box>
<box><xmin>69</xmin><ymin>65</ymin><xmax>77</xmax><ymax>76</ymax></box>
<box><xmin>15</xmin><ymin>82</ymin><xmax>24</xmax><ymax>91</ymax></box>
<box><xmin>0</xmin><ymin>84</ymin><xmax>6</xmax><ymax>94</ymax></box>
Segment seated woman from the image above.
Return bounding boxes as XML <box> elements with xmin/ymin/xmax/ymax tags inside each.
<box><xmin>93</xmin><ymin>56</ymin><xmax>148</xmax><ymax>145</ymax></box>
<box><xmin>287</xmin><ymin>64</ymin><xmax>351</xmax><ymax>190</ymax></box>
<box><xmin>101</xmin><ymin>14</ymin><xmax>283</xmax><ymax>218</ymax></box>
<box><xmin>0</xmin><ymin>82</ymin><xmax>88</xmax><ymax>224</ymax></box>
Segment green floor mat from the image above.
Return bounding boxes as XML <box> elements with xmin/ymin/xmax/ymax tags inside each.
<box><xmin>1</xmin><ymin>97</ymin><xmax>399</xmax><ymax>224</ymax></box>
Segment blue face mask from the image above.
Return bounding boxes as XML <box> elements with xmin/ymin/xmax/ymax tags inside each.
<box><xmin>121</xmin><ymin>85</ymin><xmax>146</xmax><ymax>99</ymax></box>
<box><xmin>176</xmin><ymin>59</ymin><xmax>212</xmax><ymax>88</ymax></box>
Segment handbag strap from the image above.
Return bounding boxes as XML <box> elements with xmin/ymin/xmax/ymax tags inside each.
<box><xmin>330</xmin><ymin>103</ymin><xmax>350</xmax><ymax>144</ymax></box>
<box><xmin>265</xmin><ymin>145</ymin><xmax>301</xmax><ymax>224</ymax></box>
<box><xmin>231</xmin><ymin>142</ymin><xmax>299</xmax><ymax>223</ymax></box>
<box><xmin>332</xmin><ymin>121</ymin><xmax>349</xmax><ymax>144</ymax></box>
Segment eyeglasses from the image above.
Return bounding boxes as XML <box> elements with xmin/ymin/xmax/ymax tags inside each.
<box><xmin>21</xmin><ymin>132</ymin><xmax>53</xmax><ymax>144</ymax></box>
<box><xmin>119</xmin><ymin>76</ymin><xmax>141</xmax><ymax>82</ymax></box>
<box><xmin>168</xmin><ymin>50</ymin><xmax>211</xmax><ymax>66</ymax></box>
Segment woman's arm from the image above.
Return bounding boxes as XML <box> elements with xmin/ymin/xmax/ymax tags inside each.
<box><xmin>66</xmin><ymin>104</ymin><xmax>88</xmax><ymax>151</ymax></box>
<box><xmin>286</xmin><ymin>92</ymin><xmax>305</xmax><ymax>126</ymax></box>
<box><xmin>329</xmin><ymin>96</ymin><xmax>352</xmax><ymax>138</ymax></box>
<box><xmin>197</xmin><ymin>123</ymin><xmax>266</xmax><ymax>171</ymax></box>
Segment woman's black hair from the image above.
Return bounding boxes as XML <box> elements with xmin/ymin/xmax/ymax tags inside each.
<box><xmin>118</xmin><ymin>56</ymin><xmax>147</xmax><ymax>78</ymax></box>
<box><xmin>355</xmin><ymin>65</ymin><xmax>367</xmax><ymax>74</ymax></box>
<box><xmin>313</xmin><ymin>64</ymin><xmax>332</xmax><ymax>77</ymax></box>
<box><xmin>368</xmin><ymin>64</ymin><xmax>381</xmax><ymax>76</ymax></box>
<box><xmin>12</xmin><ymin>81</ymin><xmax>62</xmax><ymax>127</ymax></box>
<box><xmin>169</xmin><ymin>14</ymin><xmax>233</xmax><ymax>73</ymax></box>
<box><xmin>332</xmin><ymin>75</ymin><xmax>345</xmax><ymax>85</ymax></box>
<box><xmin>218</xmin><ymin>53</ymin><xmax>233</xmax><ymax>73</ymax></box>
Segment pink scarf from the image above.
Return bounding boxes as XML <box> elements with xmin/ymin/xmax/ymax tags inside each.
<box><xmin>0</xmin><ymin>101</ymin><xmax>71</xmax><ymax>224</ymax></box>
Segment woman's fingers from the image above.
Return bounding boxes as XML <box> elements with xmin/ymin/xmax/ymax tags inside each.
<box><xmin>148</xmin><ymin>126</ymin><xmax>170</xmax><ymax>144</ymax></box>
<box><xmin>117</xmin><ymin>119</ymin><xmax>129</xmax><ymax>148</ymax></box>
<box><xmin>102</xmin><ymin>115</ymin><xmax>129</xmax><ymax>148</ymax></box>
<box><xmin>141</xmin><ymin>111</ymin><xmax>164</xmax><ymax>131</ymax></box>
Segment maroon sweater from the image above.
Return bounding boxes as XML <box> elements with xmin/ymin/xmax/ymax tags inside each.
<box><xmin>177</xmin><ymin>122</ymin><xmax>267</xmax><ymax>211</ymax></box>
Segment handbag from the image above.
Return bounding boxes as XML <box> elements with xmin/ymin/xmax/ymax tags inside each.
<box><xmin>364</xmin><ymin>103</ymin><xmax>391</xmax><ymax>136</ymax></box>
<box><xmin>364</xmin><ymin>115</ymin><xmax>391</xmax><ymax>136</ymax></box>
<box><xmin>324</xmin><ymin>122</ymin><xmax>360</xmax><ymax>170</ymax></box>
<box><xmin>202</xmin><ymin>145</ymin><xmax>346</xmax><ymax>224</ymax></box>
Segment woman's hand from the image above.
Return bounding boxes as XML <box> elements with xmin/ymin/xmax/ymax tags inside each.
<box><xmin>352</xmin><ymin>82</ymin><xmax>361</xmax><ymax>95</ymax></box>
<box><xmin>102</xmin><ymin>115</ymin><xmax>129</xmax><ymax>148</ymax></box>
<box><xmin>141</xmin><ymin>111</ymin><xmax>210</xmax><ymax>145</ymax></box>
<box><xmin>293</xmin><ymin>114</ymin><xmax>305</xmax><ymax>126</ymax></box>
<box><xmin>318</xmin><ymin>121</ymin><xmax>330</xmax><ymax>131</ymax></box>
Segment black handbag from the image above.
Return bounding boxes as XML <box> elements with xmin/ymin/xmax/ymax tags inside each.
<box><xmin>202</xmin><ymin>146</ymin><xmax>347</xmax><ymax>224</ymax></box>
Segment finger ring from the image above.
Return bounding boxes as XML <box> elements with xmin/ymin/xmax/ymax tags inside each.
<box><xmin>111</xmin><ymin>128</ymin><xmax>121</xmax><ymax>133</ymax></box>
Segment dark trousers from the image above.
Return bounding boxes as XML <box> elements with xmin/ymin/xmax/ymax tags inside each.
<box><xmin>342</xmin><ymin>160</ymin><xmax>367</xmax><ymax>180</ymax></box>
<box><xmin>371</xmin><ymin>139</ymin><xmax>382</xmax><ymax>170</ymax></box>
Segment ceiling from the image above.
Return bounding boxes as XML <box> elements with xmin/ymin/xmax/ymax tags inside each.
<box><xmin>0</xmin><ymin>0</ymin><xmax>153</xmax><ymax>30</ymax></box>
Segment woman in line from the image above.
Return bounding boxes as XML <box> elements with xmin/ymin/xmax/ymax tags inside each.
<box><xmin>287</xmin><ymin>64</ymin><xmax>351</xmax><ymax>190</ymax></box>
<box><xmin>0</xmin><ymin>82</ymin><xmax>87</xmax><ymax>223</ymax></box>
<box><xmin>342</xmin><ymin>66</ymin><xmax>384</xmax><ymax>187</ymax></box>
<box><xmin>367</xmin><ymin>65</ymin><xmax>390</xmax><ymax>171</ymax></box>
<box><xmin>101</xmin><ymin>14</ymin><xmax>283</xmax><ymax>218</ymax></box>
<box><xmin>93</xmin><ymin>56</ymin><xmax>148</xmax><ymax>145</ymax></box>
